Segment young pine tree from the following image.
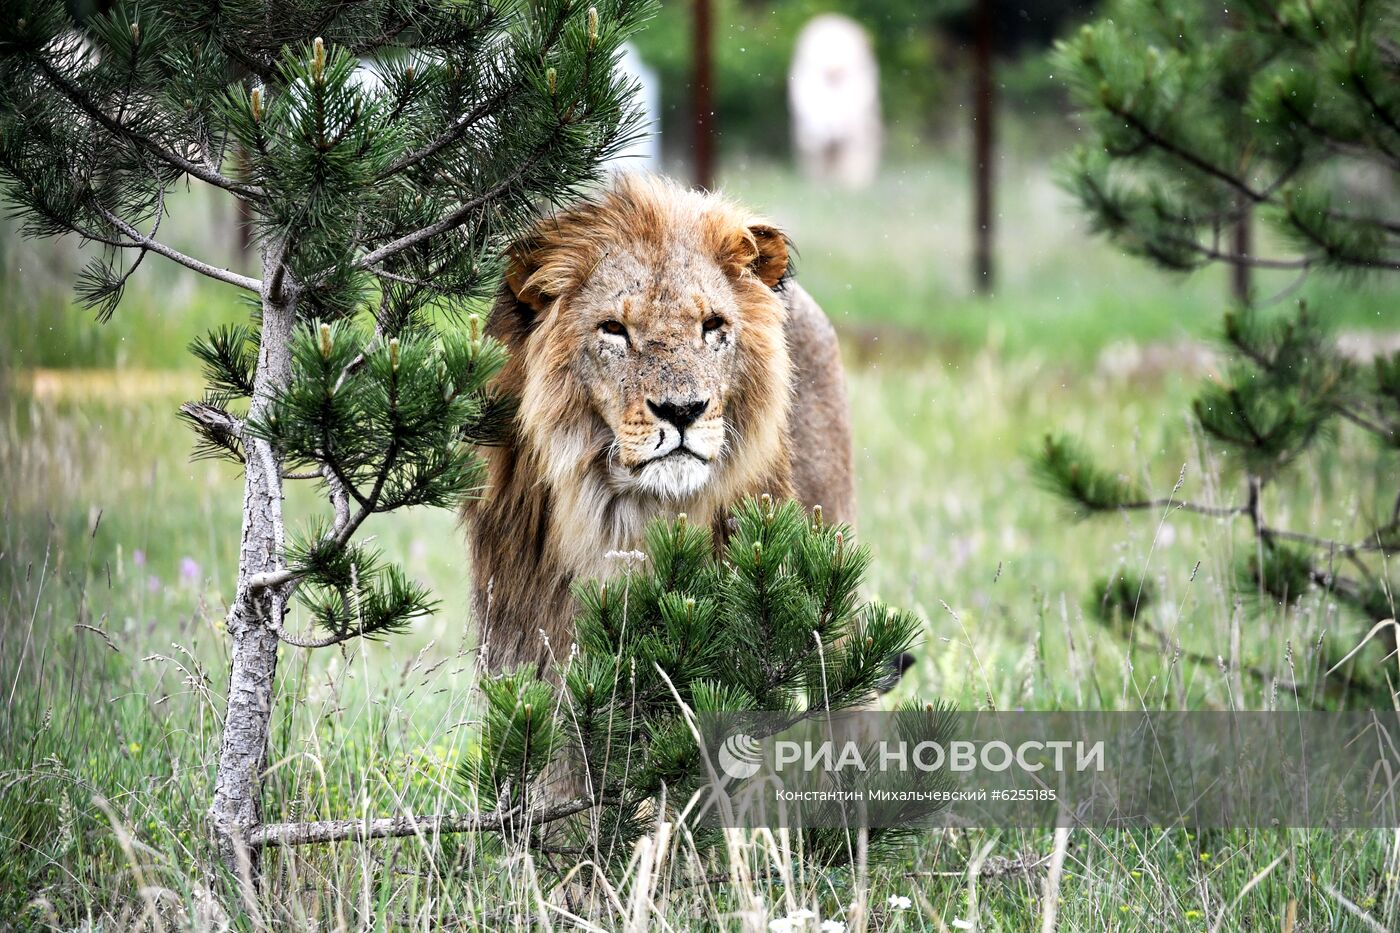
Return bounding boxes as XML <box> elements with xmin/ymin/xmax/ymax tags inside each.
<box><xmin>0</xmin><ymin>0</ymin><xmax>652</xmax><ymax>872</ymax></box>
<box><xmin>461</xmin><ymin>496</ymin><xmax>944</xmax><ymax>872</ymax></box>
<box><xmin>1040</xmin><ymin>0</ymin><xmax>1400</xmax><ymax>701</ymax></box>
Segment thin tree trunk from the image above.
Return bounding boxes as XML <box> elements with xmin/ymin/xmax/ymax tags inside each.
<box><xmin>971</xmin><ymin>0</ymin><xmax>996</xmax><ymax>295</ymax></box>
<box><xmin>208</xmin><ymin>244</ymin><xmax>295</xmax><ymax>878</ymax></box>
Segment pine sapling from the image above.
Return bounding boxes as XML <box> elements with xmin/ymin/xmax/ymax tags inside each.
<box><xmin>462</xmin><ymin>496</ymin><xmax>950</xmax><ymax>875</ymax></box>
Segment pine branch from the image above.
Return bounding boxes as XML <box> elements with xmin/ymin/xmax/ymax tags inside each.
<box><xmin>1223</xmin><ymin>311</ymin><xmax>1396</xmax><ymax>441</ymax></box>
<box><xmin>353</xmin><ymin>149</ymin><xmax>547</xmax><ymax>271</ymax></box>
<box><xmin>248</xmin><ymin>323</ymin><xmax>502</xmax><ymax>597</ymax></box>
<box><xmin>1282</xmin><ymin>200</ymin><xmax>1400</xmax><ymax>272</ymax></box>
<box><xmin>94</xmin><ymin>205</ymin><xmax>261</xmax><ymax>292</ymax></box>
<box><xmin>1032</xmin><ymin>434</ymin><xmax>1148</xmax><ymax>513</ymax></box>
<box><xmin>1277</xmin><ymin>93</ymin><xmax>1400</xmax><ymax>172</ymax></box>
<box><xmin>375</xmin><ymin>2</ymin><xmax>568</xmax><ymax>180</ymax></box>
<box><xmin>34</xmin><ymin>56</ymin><xmax>255</xmax><ymax>197</ymax></box>
<box><xmin>246</xmin><ymin>496</ymin><xmax>372</xmax><ymax>592</ymax></box>
<box><xmin>376</xmin><ymin>88</ymin><xmax>512</xmax><ymax>181</ymax></box>
<box><xmin>1103</xmin><ymin>101</ymin><xmax>1267</xmax><ymax>203</ymax></box>
<box><xmin>1347</xmin><ymin>67</ymin><xmax>1400</xmax><ymax>149</ymax></box>
<box><xmin>191</xmin><ymin>324</ymin><xmax>258</xmax><ymax>397</ymax></box>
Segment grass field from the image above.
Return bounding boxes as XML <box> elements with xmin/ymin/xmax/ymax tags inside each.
<box><xmin>4</xmin><ymin>154</ymin><xmax>1400</xmax><ymax>930</ymax></box>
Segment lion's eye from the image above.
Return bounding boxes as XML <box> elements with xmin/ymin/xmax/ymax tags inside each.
<box><xmin>599</xmin><ymin>320</ymin><xmax>627</xmax><ymax>338</ymax></box>
<box><xmin>702</xmin><ymin>315</ymin><xmax>726</xmax><ymax>333</ymax></box>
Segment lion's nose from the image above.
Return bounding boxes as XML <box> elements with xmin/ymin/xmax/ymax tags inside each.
<box><xmin>647</xmin><ymin>398</ymin><xmax>709</xmax><ymax>430</ymax></box>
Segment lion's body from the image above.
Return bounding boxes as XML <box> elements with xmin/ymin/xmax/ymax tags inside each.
<box><xmin>464</xmin><ymin>176</ymin><xmax>854</xmax><ymax>672</ymax></box>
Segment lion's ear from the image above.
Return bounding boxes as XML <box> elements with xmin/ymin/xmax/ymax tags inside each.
<box><xmin>717</xmin><ymin>221</ymin><xmax>790</xmax><ymax>289</ymax></box>
<box><xmin>504</xmin><ymin>235</ymin><xmax>552</xmax><ymax>313</ymax></box>
<box><xmin>746</xmin><ymin>223</ymin><xmax>790</xmax><ymax>289</ymax></box>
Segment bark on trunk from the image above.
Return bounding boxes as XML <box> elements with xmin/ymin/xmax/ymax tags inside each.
<box><xmin>208</xmin><ymin>252</ymin><xmax>296</xmax><ymax>877</ymax></box>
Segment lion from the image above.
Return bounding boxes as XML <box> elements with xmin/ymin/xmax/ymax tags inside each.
<box><xmin>465</xmin><ymin>174</ymin><xmax>856</xmax><ymax>673</ymax></box>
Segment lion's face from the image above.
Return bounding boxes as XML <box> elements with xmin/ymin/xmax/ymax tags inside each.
<box><xmin>494</xmin><ymin>175</ymin><xmax>793</xmax><ymax>512</ymax></box>
<box><xmin>566</xmin><ymin>248</ymin><xmax>743</xmax><ymax>499</ymax></box>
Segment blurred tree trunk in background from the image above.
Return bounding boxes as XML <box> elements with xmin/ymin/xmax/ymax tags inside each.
<box><xmin>691</xmin><ymin>0</ymin><xmax>714</xmax><ymax>190</ymax></box>
<box><xmin>938</xmin><ymin>0</ymin><xmax>1091</xmax><ymax>295</ymax></box>
<box><xmin>236</xmin><ymin>149</ymin><xmax>253</xmax><ymax>269</ymax></box>
<box><xmin>1224</xmin><ymin>8</ymin><xmax>1252</xmax><ymax>308</ymax></box>
<box><xmin>971</xmin><ymin>0</ymin><xmax>995</xmax><ymax>294</ymax></box>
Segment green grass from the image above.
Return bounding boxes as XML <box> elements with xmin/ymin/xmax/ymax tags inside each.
<box><xmin>3</xmin><ymin>155</ymin><xmax>1400</xmax><ymax>929</ymax></box>
<box><xmin>5</xmin><ymin>359</ymin><xmax>1398</xmax><ymax>929</ymax></box>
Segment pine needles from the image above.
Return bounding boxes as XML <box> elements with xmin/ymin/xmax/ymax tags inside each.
<box><xmin>463</xmin><ymin>495</ymin><xmax>933</xmax><ymax>871</ymax></box>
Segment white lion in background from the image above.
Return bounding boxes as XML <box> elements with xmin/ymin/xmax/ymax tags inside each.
<box><xmin>788</xmin><ymin>14</ymin><xmax>882</xmax><ymax>189</ymax></box>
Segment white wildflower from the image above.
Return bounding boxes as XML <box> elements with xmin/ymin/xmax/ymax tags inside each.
<box><xmin>604</xmin><ymin>549</ymin><xmax>648</xmax><ymax>568</ymax></box>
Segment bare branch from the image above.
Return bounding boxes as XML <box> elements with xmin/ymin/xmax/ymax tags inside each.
<box><xmin>179</xmin><ymin>400</ymin><xmax>246</xmax><ymax>464</ymax></box>
<box><xmin>1189</xmin><ymin>245</ymin><xmax>1317</xmax><ymax>270</ymax></box>
<box><xmin>249</xmin><ymin>795</ymin><xmax>602</xmax><ymax>847</ymax></box>
<box><xmin>264</xmin><ymin>237</ymin><xmax>292</xmax><ymax>304</ymax></box>
<box><xmin>1112</xmin><ymin>487</ymin><xmax>1393</xmax><ymax>556</ymax></box>
<box><xmin>332</xmin><ymin>332</ymin><xmax>384</xmax><ymax>395</ymax></box>
<box><xmin>1260</xmin><ymin>524</ymin><xmax>1394</xmax><ymax>557</ymax></box>
<box><xmin>323</xmin><ymin>462</ymin><xmax>352</xmax><ymax>536</ymax></box>
<box><xmin>179</xmin><ymin>400</ymin><xmax>245</xmax><ymax>438</ymax></box>
<box><xmin>272</xmin><ymin>626</ymin><xmax>363</xmax><ymax>649</ymax></box>
<box><xmin>368</xmin><ymin>266</ymin><xmax>438</xmax><ymax>287</ymax></box>
<box><xmin>95</xmin><ymin>206</ymin><xmax>262</xmax><ymax>292</ymax></box>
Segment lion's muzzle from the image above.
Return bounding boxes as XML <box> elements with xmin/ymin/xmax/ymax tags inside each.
<box><xmin>620</xmin><ymin>394</ymin><xmax>724</xmax><ymax>500</ymax></box>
